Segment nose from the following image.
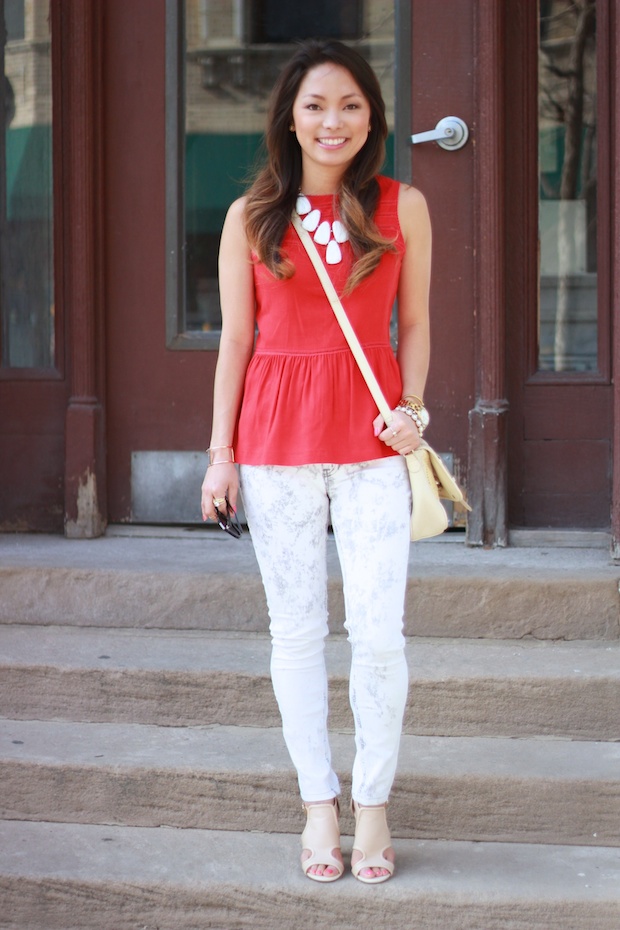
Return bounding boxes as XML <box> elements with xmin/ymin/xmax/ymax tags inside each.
<box><xmin>322</xmin><ymin>108</ymin><xmax>343</xmax><ymax>130</ymax></box>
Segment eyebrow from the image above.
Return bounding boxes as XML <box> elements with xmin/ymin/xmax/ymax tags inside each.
<box><xmin>301</xmin><ymin>92</ymin><xmax>364</xmax><ymax>101</ymax></box>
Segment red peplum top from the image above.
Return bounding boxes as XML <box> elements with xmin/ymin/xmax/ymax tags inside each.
<box><xmin>235</xmin><ymin>174</ymin><xmax>405</xmax><ymax>465</ymax></box>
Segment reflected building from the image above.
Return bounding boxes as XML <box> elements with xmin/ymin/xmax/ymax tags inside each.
<box><xmin>1</xmin><ymin>0</ymin><xmax>53</xmax><ymax>368</ymax></box>
<box><xmin>182</xmin><ymin>0</ymin><xmax>396</xmax><ymax>332</ymax></box>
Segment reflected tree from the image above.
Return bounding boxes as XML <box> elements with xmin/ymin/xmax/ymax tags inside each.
<box><xmin>539</xmin><ymin>0</ymin><xmax>596</xmax><ymax>370</ymax></box>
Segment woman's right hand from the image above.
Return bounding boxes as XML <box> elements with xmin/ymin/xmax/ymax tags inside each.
<box><xmin>201</xmin><ymin>463</ymin><xmax>239</xmax><ymax>523</ymax></box>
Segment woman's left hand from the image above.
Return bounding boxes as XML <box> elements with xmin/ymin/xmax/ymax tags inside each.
<box><xmin>374</xmin><ymin>409</ymin><xmax>422</xmax><ymax>455</ymax></box>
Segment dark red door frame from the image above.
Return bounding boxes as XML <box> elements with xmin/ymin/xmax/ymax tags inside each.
<box><xmin>61</xmin><ymin>0</ymin><xmax>106</xmax><ymax>537</ymax></box>
<box><xmin>466</xmin><ymin>0</ymin><xmax>508</xmax><ymax>548</ymax></box>
<box><xmin>612</xmin><ymin>0</ymin><xmax>620</xmax><ymax>558</ymax></box>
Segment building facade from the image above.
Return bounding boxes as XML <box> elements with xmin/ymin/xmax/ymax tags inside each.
<box><xmin>1</xmin><ymin>0</ymin><xmax>618</xmax><ymax>552</ymax></box>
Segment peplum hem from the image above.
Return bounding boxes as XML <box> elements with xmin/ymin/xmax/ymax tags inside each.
<box><xmin>236</xmin><ymin>345</ymin><xmax>402</xmax><ymax>465</ymax></box>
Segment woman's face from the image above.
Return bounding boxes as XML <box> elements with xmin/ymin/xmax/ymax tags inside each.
<box><xmin>291</xmin><ymin>63</ymin><xmax>372</xmax><ymax>182</ymax></box>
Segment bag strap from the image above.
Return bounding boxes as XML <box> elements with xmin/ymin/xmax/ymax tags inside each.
<box><xmin>292</xmin><ymin>214</ymin><xmax>471</xmax><ymax>510</ymax></box>
<box><xmin>291</xmin><ymin>213</ymin><xmax>394</xmax><ymax>427</ymax></box>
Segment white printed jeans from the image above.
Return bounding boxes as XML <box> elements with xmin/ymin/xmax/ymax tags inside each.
<box><xmin>240</xmin><ymin>457</ymin><xmax>411</xmax><ymax>805</ymax></box>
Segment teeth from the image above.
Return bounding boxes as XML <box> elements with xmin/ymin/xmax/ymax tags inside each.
<box><xmin>319</xmin><ymin>138</ymin><xmax>345</xmax><ymax>146</ymax></box>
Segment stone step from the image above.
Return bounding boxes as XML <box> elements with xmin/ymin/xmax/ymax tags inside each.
<box><xmin>1</xmin><ymin>534</ymin><xmax>619</xmax><ymax>639</ymax></box>
<box><xmin>2</xmin><ymin>625</ymin><xmax>618</xmax><ymax>739</ymax></box>
<box><xmin>1</xmin><ymin>819</ymin><xmax>619</xmax><ymax>930</ymax></box>
<box><xmin>2</xmin><ymin>718</ymin><xmax>618</xmax><ymax>847</ymax></box>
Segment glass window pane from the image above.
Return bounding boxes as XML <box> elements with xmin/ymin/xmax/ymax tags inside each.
<box><xmin>538</xmin><ymin>0</ymin><xmax>597</xmax><ymax>372</ymax></box>
<box><xmin>183</xmin><ymin>0</ymin><xmax>396</xmax><ymax>336</ymax></box>
<box><xmin>249</xmin><ymin>2</ymin><xmax>363</xmax><ymax>43</ymax></box>
<box><xmin>0</xmin><ymin>0</ymin><xmax>54</xmax><ymax>369</ymax></box>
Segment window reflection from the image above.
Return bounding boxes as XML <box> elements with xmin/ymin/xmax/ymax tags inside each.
<box><xmin>183</xmin><ymin>0</ymin><xmax>395</xmax><ymax>334</ymax></box>
<box><xmin>0</xmin><ymin>0</ymin><xmax>54</xmax><ymax>369</ymax></box>
<box><xmin>538</xmin><ymin>0</ymin><xmax>597</xmax><ymax>372</ymax></box>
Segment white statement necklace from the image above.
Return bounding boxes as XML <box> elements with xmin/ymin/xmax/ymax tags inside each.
<box><xmin>295</xmin><ymin>193</ymin><xmax>349</xmax><ymax>265</ymax></box>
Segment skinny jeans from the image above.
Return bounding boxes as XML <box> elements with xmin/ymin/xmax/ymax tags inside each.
<box><xmin>240</xmin><ymin>456</ymin><xmax>411</xmax><ymax>805</ymax></box>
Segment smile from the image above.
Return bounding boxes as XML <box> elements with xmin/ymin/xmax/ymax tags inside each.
<box><xmin>318</xmin><ymin>137</ymin><xmax>346</xmax><ymax>146</ymax></box>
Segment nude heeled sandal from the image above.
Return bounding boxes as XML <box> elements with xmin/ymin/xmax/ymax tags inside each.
<box><xmin>300</xmin><ymin>799</ymin><xmax>344</xmax><ymax>883</ymax></box>
<box><xmin>351</xmin><ymin>801</ymin><xmax>395</xmax><ymax>884</ymax></box>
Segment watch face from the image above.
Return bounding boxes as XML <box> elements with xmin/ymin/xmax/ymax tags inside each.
<box><xmin>419</xmin><ymin>407</ymin><xmax>430</xmax><ymax>428</ymax></box>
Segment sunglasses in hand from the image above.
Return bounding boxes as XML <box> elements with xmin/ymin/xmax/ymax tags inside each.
<box><xmin>214</xmin><ymin>497</ymin><xmax>243</xmax><ymax>539</ymax></box>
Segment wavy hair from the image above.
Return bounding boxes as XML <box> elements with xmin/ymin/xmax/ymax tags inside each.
<box><xmin>244</xmin><ymin>40</ymin><xmax>396</xmax><ymax>293</ymax></box>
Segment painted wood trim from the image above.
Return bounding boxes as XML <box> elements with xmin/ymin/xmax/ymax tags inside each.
<box><xmin>612</xmin><ymin>0</ymin><xmax>620</xmax><ymax>557</ymax></box>
<box><xmin>466</xmin><ymin>0</ymin><xmax>508</xmax><ymax>546</ymax></box>
<box><xmin>62</xmin><ymin>0</ymin><xmax>106</xmax><ymax>537</ymax></box>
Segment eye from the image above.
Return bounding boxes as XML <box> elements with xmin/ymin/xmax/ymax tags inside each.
<box><xmin>305</xmin><ymin>104</ymin><xmax>321</xmax><ymax>111</ymax></box>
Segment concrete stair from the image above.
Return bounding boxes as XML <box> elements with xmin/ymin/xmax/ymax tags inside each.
<box><xmin>1</xmin><ymin>718</ymin><xmax>619</xmax><ymax>846</ymax></box>
<box><xmin>1</xmin><ymin>626</ymin><xmax>619</xmax><ymax>737</ymax></box>
<box><xmin>0</xmin><ymin>532</ymin><xmax>619</xmax><ymax>929</ymax></box>
<box><xmin>2</xmin><ymin>820</ymin><xmax>619</xmax><ymax>930</ymax></box>
<box><xmin>2</xmin><ymin>821</ymin><xmax>619</xmax><ymax>930</ymax></box>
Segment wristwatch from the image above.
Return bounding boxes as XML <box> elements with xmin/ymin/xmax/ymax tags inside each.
<box><xmin>413</xmin><ymin>404</ymin><xmax>430</xmax><ymax>430</ymax></box>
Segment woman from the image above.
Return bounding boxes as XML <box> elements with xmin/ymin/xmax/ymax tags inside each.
<box><xmin>201</xmin><ymin>39</ymin><xmax>431</xmax><ymax>884</ymax></box>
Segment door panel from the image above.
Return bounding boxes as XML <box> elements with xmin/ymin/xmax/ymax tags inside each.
<box><xmin>523</xmin><ymin>386</ymin><xmax>611</xmax><ymax>441</ymax></box>
<box><xmin>0</xmin><ymin>381</ymin><xmax>66</xmax><ymax>531</ymax></box>
<box><xmin>0</xmin><ymin>1</ymin><xmax>66</xmax><ymax>533</ymax></box>
<box><xmin>522</xmin><ymin>440</ymin><xmax>610</xmax><ymax>526</ymax></box>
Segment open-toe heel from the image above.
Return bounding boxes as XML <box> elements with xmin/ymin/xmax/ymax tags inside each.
<box><xmin>351</xmin><ymin>801</ymin><xmax>395</xmax><ymax>884</ymax></box>
<box><xmin>300</xmin><ymin>799</ymin><xmax>344</xmax><ymax>883</ymax></box>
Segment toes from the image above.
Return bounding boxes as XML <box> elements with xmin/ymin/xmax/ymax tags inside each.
<box><xmin>308</xmin><ymin>863</ymin><xmax>338</xmax><ymax>877</ymax></box>
<box><xmin>359</xmin><ymin>866</ymin><xmax>390</xmax><ymax>879</ymax></box>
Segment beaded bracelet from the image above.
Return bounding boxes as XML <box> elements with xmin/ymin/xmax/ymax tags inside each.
<box><xmin>397</xmin><ymin>395</ymin><xmax>430</xmax><ymax>430</ymax></box>
<box><xmin>396</xmin><ymin>404</ymin><xmax>426</xmax><ymax>436</ymax></box>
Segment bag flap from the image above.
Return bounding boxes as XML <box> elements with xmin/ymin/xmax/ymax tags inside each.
<box><xmin>420</xmin><ymin>441</ymin><xmax>472</xmax><ymax>511</ymax></box>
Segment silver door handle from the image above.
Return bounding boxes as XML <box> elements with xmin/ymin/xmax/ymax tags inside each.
<box><xmin>411</xmin><ymin>116</ymin><xmax>469</xmax><ymax>151</ymax></box>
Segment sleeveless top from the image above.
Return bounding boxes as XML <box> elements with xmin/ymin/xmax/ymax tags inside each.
<box><xmin>235</xmin><ymin>175</ymin><xmax>405</xmax><ymax>465</ymax></box>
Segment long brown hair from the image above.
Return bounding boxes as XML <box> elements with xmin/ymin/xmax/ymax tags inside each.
<box><xmin>244</xmin><ymin>40</ymin><xmax>396</xmax><ymax>293</ymax></box>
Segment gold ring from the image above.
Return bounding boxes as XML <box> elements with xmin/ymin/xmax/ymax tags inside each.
<box><xmin>213</xmin><ymin>497</ymin><xmax>226</xmax><ymax>507</ymax></box>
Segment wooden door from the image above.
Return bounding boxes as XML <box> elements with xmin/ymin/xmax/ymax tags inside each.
<box><xmin>105</xmin><ymin>1</ymin><xmax>614</xmax><ymax>533</ymax></box>
<box><xmin>104</xmin><ymin>0</ymin><xmax>454</xmax><ymax>525</ymax></box>
<box><xmin>505</xmin><ymin>0</ymin><xmax>612</xmax><ymax>529</ymax></box>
